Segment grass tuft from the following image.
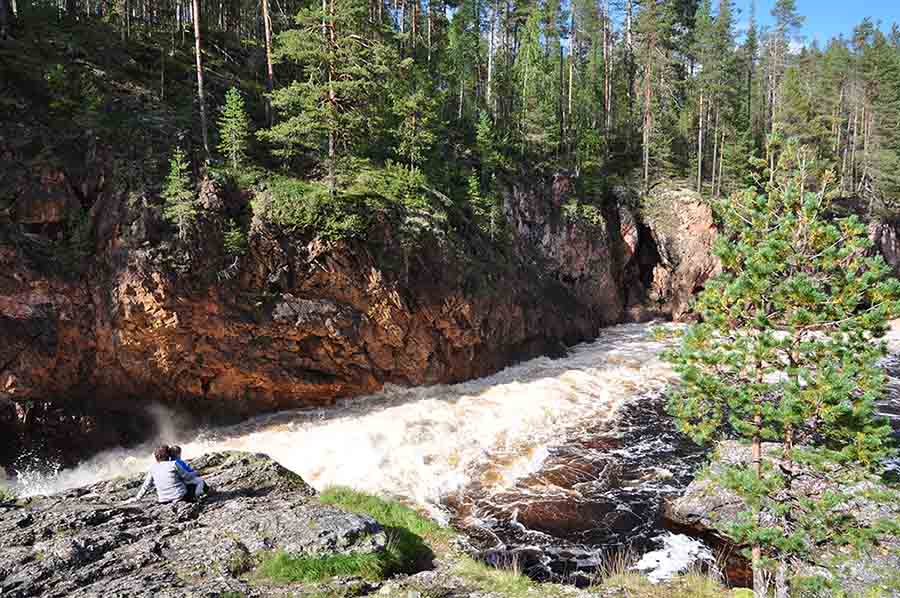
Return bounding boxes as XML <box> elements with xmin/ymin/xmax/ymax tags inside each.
<box><xmin>454</xmin><ymin>557</ymin><xmax>547</xmax><ymax>597</ymax></box>
<box><xmin>257</xmin><ymin>486</ymin><xmax>450</xmax><ymax>584</ymax></box>
<box><xmin>0</xmin><ymin>486</ymin><xmax>16</xmax><ymax>503</ymax></box>
<box><xmin>258</xmin><ymin>549</ymin><xmax>386</xmax><ymax>583</ymax></box>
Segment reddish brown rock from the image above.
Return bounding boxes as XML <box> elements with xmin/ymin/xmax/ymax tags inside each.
<box><xmin>639</xmin><ymin>183</ymin><xmax>720</xmax><ymax>320</ymax></box>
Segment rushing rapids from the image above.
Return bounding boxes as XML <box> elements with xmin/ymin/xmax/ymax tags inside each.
<box><xmin>9</xmin><ymin>320</ymin><xmax>900</xmax><ymax>584</ymax></box>
<box><xmin>12</xmin><ymin>323</ymin><xmax>679</xmax><ymax>504</ymax></box>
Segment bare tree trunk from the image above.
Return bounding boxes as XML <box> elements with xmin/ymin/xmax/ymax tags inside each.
<box><xmin>833</xmin><ymin>84</ymin><xmax>844</xmax><ymax>153</ymax></box>
<box><xmin>0</xmin><ymin>0</ymin><xmax>13</xmax><ymax>38</ymax></box>
<box><xmin>486</xmin><ymin>2</ymin><xmax>494</xmax><ymax>112</ymax></box>
<box><xmin>625</xmin><ymin>0</ymin><xmax>634</xmax><ymax>145</ymax></box>
<box><xmin>458</xmin><ymin>76</ymin><xmax>464</xmax><ymax>120</ymax></box>
<box><xmin>192</xmin><ymin>0</ymin><xmax>210</xmax><ymax>160</ymax></box>
<box><xmin>261</xmin><ymin>0</ymin><xmax>275</xmax><ymax>125</ymax></box>
<box><xmin>697</xmin><ymin>92</ymin><xmax>704</xmax><ymax>192</ymax></box>
<box><xmin>752</xmin><ymin>410</ymin><xmax>767</xmax><ymax>598</ymax></box>
<box><xmin>426</xmin><ymin>0</ymin><xmax>431</xmax><ymax>62</ymax></box>
<box><xmin>327</xmin><ymin>0</ymin><xmax>336</xmax><ymax>192</ymax></box>
<box><xmin>642</xmin><ymin>54</ymin><xmax>652</xmax><ymax>193</ymax></box>
<box><xmin>850</xmin><ymin>102</ymin><xmax>859</xmax><ymax>191</ymax></box>
<box><xmin>602</xmin><ymin>0</ymin><xmax>611</xmax><ymax>139</ymax></box>
<box><xmin>66</xmin><ymin>0</ymin><xmax>77</xmax><ymax>17</ymax></box>
<box><xmin>558</xmin><ymin>42</ymin><xmax>564</xmax><ymax>159</ymax></box>
<box><xmin>716</xmin><ymin>129</ymin><xmax>725</xmax><ymax>197</ymax></box>
<box><xmin>568</xmin><ymin>12</ymin><xmax>575</xmax><ymax>118</ymax></box>
<box><xmin>861</xmin><ymin>103</ymin><xmax>870</xmax><ymax>193</ymax></box>
<box><xmin>711</xmin><ymin>107</ymin><xmax>719</xmax><ymax>196</ymax></box>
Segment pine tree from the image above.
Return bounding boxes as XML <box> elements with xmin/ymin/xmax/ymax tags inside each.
<box><xmin>667</xmin><ymin>141</ymin><xmax>900</xmax><ymax>597</ymax></box>
<box><xmin>259</xmin><ymin>0</ymin><xmax>394</xmax><ymax>191</ymax></box>
<box><xmin>635</xmin><ymin>0</ymin><xmax>677</xmax><ymax>190</ymax></box>
<box><xmin>218</xmin><ymin>87</ymin><xmax>251</xmax><ymax>170</ymax></box>
<box><xmin>865</xmin><ymin>30</ymin><xmax>900</xmax><ymax>211</ymax></box>
<box><xmin>162</xmin><ymin>148</ymin><xmax>198</xmax><ymax>240</ymax></box>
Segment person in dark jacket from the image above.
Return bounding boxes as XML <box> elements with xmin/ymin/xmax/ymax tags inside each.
<box><xmin>169</xmin><ymin>445</ymin><xmax>207</xmax><ymax>498</ymax></box>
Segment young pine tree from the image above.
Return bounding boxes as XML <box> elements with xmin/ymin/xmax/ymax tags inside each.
<box><xmin>667</xmin><ymin>141</ymin><xmax>900</xmax><ymax>597</ymax></box>
<box><xmin>218</xmin><ymin>87</ymin><xmax>251</xmax><ymax>170</ymax></box>
<box><xmin>162</xmin><ymin>148</ymin><xmax>197</xmax><ymax>240</ymax></box>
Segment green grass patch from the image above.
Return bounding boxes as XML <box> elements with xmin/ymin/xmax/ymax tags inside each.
<box><xmin>317</xmin><ymin>486</ymin><xmax>448</xmax><ymax>542</ymax></box>
<box><xmin>255</xmin><ymin>486</ymin><xmax>451</xmax><ymax>584</ymax></box>
<box><xmin>0</xmin><ymin>486</ymin><xmax>16</xmax><ymax>503</ymax></box>
<box><xmin>258</xmin><ymin>550</ymin><xmax>386</xmax><ymax>583</ymax></box>
<box><xmin>318</xmin><ymin>486</ymin><xmax>450</xmax><ymax>572</ymax></box>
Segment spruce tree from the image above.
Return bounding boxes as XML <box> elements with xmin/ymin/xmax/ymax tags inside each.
<box><xmin>258</xmin><ymin>0</ymin><xmax>393</xmax><ymax>191</ymax></box>
<box><xmin>217</xmin><ymin>87</ymin><xmax>251</xmax><ymax>170</ymax></box>
<box><xmin>162</xmin><ymin>148</ymin><xmax>198</xmax><ymax>240</ymax></box>
<box><xmin>667</xmin><ymin>141</ymin><xmax>900</xmax><ymax>597</ymax></box>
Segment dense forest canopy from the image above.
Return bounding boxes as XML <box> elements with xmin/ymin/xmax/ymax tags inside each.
<box><xmin>2</xmin><ymin>0</ymin><xmax>899</xmax><ymax>236</ymax></box>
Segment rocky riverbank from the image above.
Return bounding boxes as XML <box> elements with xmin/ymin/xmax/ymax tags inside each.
<box><xmin>664</xmin><ymin>441</ymin><xmax>900</xmax><ymax>596</ymax></box>
<box><xmin>0</xmin><ymin>450</ymin><xmax>731</xmax><ymax>598</ymax></box>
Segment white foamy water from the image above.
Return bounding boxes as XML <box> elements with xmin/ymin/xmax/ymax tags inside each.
<box><xmin>634</xmin><ymin>533</ymin><xmax>716</xmax><ymax>583</ymax></box>
<box><xmin>13</xmin><ymin>323</ymin><xmax>680</xmax><ymax>511</ymax></box>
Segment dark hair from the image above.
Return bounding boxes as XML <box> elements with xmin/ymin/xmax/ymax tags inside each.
<box><xmin>169</xmin><ymin>445</ymin><xmax>182</xmax><ymax>458</ymax></box>
<box><xmin>154</xmin><ymin>445</ymin><xmax>171</xmax><ymax>462</ymax></box>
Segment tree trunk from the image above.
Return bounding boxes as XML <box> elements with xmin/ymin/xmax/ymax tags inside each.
<box><xmin>697</xmin><ymin>92</ymin><xmax>704</xmax><ymax>192</ymax></box>
<box><xmin>0</xmin><ymin>0</ymin><xmax>13</xmax><ymax>39</ymax></box>
<box><xmin>850</xmin><ymin>102</ymin><xmax>859</xmax><ymax>191</ymax></box>
<box><xmin>711</xmin><ymin>107</ymin><xmax>719</xmax><ymax>196</ymax></box>
<box><xmin>602</xmin><ymin>0</ymin><xmax>611</xmax><ymax>139</ymax></box>
<box><xmin>833</xmin><ymin>84</ymin><xmax>844</xmax><ymax>153</ymax></box>
<box><xmin>558</xmin><ymin>42</ymin><xmax>564</xmax><ymax>158</ymax></box>
<box><xmin>261</xmin><ymin>0</ymin><xmax>274</xmax><ymax>125</ymax></box>
<box><xmin>568</xmin><ymin>13</ymin><xmax>575</xmax><ymax>119</ymax></box>
<box><xmin>716</xmin><ymin>129</ymin><xmax>725</xmax><ymax>197</ymax></box>
<box><xmin>192</xmin><ymin>0</ymin><xmax>210</xmax><ymax>160</ymax></box>
<box><xmin>642</xmin><ymin>52</ymin><xmax>652</xmax><ymax>193</ymax></box>
<box><xmin>752</xmin><ymin>409</ymin><xmax>767</xmax><ymax>598</ymax></box>
<box><xmin>327</xmin><ymin>0</ymin><xmax>336</xmax><ymax>193</ymax></box>
<box><xmin>625</xmin><ymin>0</ymin><xmax>634</xmax><ymax>144</ymax></box>
<box><xmin>66</xmin><ymin>0</ymin><xmax>77</xmax><ymax>17</ymax></box>
<box><xmin>486</xmin><ymin>3</ymin><xmax>494</xmax><ymax>112</ymax></box>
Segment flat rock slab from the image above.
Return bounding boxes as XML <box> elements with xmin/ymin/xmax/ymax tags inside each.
<box><xmin>0</xmin><ymin>451</ymin><xmax>386</xmax><ymax>597</ymax></box>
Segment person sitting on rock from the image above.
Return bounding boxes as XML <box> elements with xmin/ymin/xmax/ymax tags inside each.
<box><xmin>169</xmin><ymin>445</ymin><xmax>207</xmax><ymax>498</ymax></box>
<box><xmin>130</xmin><ymin>445</ymin><xmax>194</xmax><ymax>504</ymax></box>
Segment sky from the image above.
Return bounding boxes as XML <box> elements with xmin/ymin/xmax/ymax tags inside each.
<box><xmin>749</xmin><ymin>0</ymin><xmax>898</xmax><ymax>45</ymax></box>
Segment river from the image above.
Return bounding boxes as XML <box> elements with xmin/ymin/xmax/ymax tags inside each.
<box><xmin>11</xmin><ymin>320</ymin><xmax>900</xmax><ymax>583</ymax></box>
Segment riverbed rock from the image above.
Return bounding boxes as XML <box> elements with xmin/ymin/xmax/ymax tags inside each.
<box><xmin>0</xmin><ymin>451</ymin><xmax>387</xmax><ymax>597</ymax></box>
<box><xmin>665</xmin><ymin>441</ymin><xmax>900</xmax><ymax>594</ymax></box>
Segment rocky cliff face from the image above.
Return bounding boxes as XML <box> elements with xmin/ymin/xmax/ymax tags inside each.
<box><xmin>0</xmin><ymin>167</ymin><xmax>719</xmax><ymax>468</ymax></box>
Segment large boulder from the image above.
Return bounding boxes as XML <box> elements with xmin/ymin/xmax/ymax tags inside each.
<box><xmin>0</xmin><ymin>451</ymin><xmax>387</xmax><ymax>597</ymax></box>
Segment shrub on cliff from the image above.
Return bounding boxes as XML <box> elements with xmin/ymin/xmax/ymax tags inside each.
<box><xmin>217</xmin><ymin>87</ymin><xmax>251</xmax><ymax>171</ymax></box>
<box><xmin>666</xmin><ymin>140</ymin><xmax>900</xmax><ymax>597</ymax></box>
<box><xmin>161</xmin><ymin>148</ymin><xmax>198</xmax><ymax>240</ymax></box>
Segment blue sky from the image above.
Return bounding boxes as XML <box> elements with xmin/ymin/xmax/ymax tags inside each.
<box><xmin>747</xmin><ymin>0</ymin><xmax>898</xmax><ymax>44</ymax></box>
